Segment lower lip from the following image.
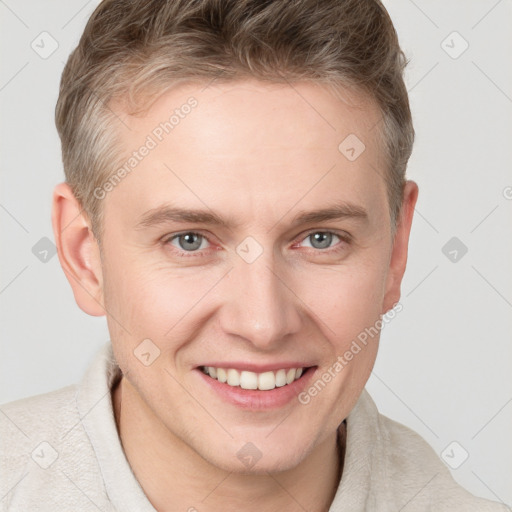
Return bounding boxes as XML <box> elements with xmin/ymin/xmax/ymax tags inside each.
<box><xmin>195</xmin><ymin>367</ymin><xmax>317</xmax><ymax>410</ymax></box>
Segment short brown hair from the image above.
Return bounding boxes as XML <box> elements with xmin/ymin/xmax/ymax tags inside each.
<box><xmin>55</xmin><ymin>0</ymin><xmax>414</xmax><ymax>241</ymax></box>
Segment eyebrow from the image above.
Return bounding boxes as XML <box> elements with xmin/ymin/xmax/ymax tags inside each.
<box><xmin>135</xmin><ymin>201</ymin><xmax>368</xmax><ymax>231</ymax></box>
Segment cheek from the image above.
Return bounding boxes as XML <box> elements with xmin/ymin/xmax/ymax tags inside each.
<box><xmin>297</xmin><ymin>263</ymin><xmax>386</xmax><ymax>412</ymax></box>
<box><xmin>102</xmin><ymin>251</ymin><xmax>229</xmax><ymax>350</ymax></box>
<box><xmin>301</xmin><ymin>257</ymin><xmax>389</xmax><ymax>344</ymax></box>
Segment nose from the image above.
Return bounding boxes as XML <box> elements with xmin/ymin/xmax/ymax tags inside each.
<box><xmin>217</xmin><ymin>249</ymin><xmax>303</xmax><ymax>350</ymax></box>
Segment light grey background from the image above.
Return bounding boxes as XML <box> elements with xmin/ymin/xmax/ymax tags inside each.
<box><xmin>1</xmin><ymin>0</ymin><xmax>511</xmax><ymax>505</ymax></box>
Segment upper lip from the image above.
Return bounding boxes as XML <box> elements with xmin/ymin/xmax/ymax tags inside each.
<box><xmin>197</xmin><ymin>362</ymin><xmax>315</xmax><ymax>373</ymax></box>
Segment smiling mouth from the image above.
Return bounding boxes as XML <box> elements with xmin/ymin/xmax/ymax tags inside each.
<box><xmin>199</xmin><ymin>365</ymin><xmax>313</xmax><ymax>391</ymax></box>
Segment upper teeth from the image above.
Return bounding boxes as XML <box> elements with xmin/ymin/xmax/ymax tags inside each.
<box><xmin>202</xmin><ymin>366</ymin><xmax>304</xmax><ymax>391</ymax></box>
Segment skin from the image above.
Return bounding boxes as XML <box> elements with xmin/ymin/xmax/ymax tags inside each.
<box><xmin>52</xmin><ymin>79</ymin><xmax>418</xmax><ymax>512</ymax></box>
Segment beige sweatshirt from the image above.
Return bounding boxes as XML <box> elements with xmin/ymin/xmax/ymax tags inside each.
<box><xmin>1</xmin><ymin>343</ymin><xmax>509</xmax><ymax>511</ymax></box>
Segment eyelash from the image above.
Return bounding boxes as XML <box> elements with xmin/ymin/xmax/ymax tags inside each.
<box><xmin>162</xmin><ymin>229</ymin><xmax>351</xmax><ymax>258</ymax></box>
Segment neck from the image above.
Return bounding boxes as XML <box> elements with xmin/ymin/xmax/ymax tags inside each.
<box><xmin>113</xmin><ymin>376</ymin><xmax>346</xmax><ymax>512</ymax></box>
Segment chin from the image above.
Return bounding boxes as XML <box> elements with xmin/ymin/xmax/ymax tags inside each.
<box><xmin>211</xmin><ymin>451</ymin><xmax>304</xmax><ymax>475</ymax></box>
<box><xmin>196</xmin><ymin>433</ymin><xmax>312</xmax><ymax>475</ymax></box>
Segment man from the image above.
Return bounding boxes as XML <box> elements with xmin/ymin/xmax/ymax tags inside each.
<box><xmin>1</xmin><ymin>0</ymin><xmax>509</xmax><ymax>510</ymax></box>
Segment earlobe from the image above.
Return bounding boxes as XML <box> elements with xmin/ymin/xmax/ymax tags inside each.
<box><xmin>381</xmin><ymin>180</ymin><xmax>419</xmax><ymax>314</ymax></box>
<box><xmin>51</xmin><ymin>182</ymin><xmax>106</xmax><ymax>317</ymax></box>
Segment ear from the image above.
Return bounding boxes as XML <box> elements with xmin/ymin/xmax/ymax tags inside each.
<box><xmin>382</xmin><ymin>180</ymin><xmax>419</xmax><ymax>314</ymax></box>
<box><xmin>51</xmin><ymin>182</ymin><xmax>105</xmax><ymax>317</ymax></box>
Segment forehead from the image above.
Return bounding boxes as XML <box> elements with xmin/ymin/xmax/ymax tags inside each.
<box><xmin>123</xmin><ymin>79</ymin><xmax>381</xmax><ymax>150</ymax></box>
<box><xmin>105</xmin><ymin>79</ymin><xmax>387</xmax><ymax>230</ymax></box>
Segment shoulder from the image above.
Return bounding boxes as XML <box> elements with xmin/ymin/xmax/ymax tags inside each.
<box><xmin>1</xmin><ymin>383</ymin><xmax>79</xmax><ymax>428</ymax></box>
<box><xmin>0</xmin><ymin>386</ymin><xmax>111</xmax><ymax>511</ymax></box>
<box><xmin>1</xmin><ymin>385</ymin><xmax>79</xmax><ymax>471</ymax></box>
<box><xmin>369</xmin><ymin>395</ymin><xmax>509</xmax><ymax>511</ymax></box>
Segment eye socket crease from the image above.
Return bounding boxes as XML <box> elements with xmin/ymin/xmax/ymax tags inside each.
<box><xmin>135</xmin><ymin>201</ymin><xmax>369</xmax><ymax>233</ymax></box>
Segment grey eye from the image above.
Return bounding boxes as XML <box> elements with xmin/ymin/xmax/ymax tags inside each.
<box><xmin>174</xmin><ymin>232</ymin><xmax>205</xmax><ymax>251</ymax></box>
<box><xmin>306</xmin><ymin>232</ymin><xmax>336</xmax><ymax>250</ymax></box>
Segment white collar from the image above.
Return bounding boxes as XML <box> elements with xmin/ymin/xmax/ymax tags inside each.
<box><xmin>76</xmin><ymin>342</ymin><xmax>378</xmax><ymax>511</ymax></box>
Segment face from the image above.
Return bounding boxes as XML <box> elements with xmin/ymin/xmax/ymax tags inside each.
<box><xmin>86</xmin><ymin>79</ymin><xmax>408</xmax><ymax>473</ymax></box>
